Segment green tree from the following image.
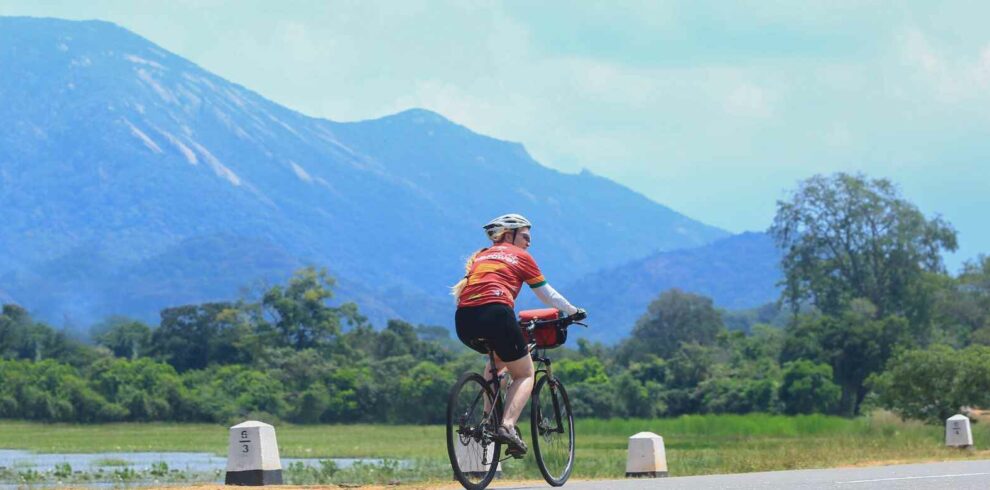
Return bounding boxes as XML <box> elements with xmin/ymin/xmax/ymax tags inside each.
<box><xmin>0</xmin><ymin>306</ymin><xmax>93</xmax><ymax>364</ymax></box>
<box><xmin>0</xmin><ymin>359</ymin><xmax>124</xmax><ymax>422</ymax></box>
<box><xmin>183</xmin><ymin>365</ymin><xmax>290</xmax><ymax>423</ymax></box>
<box><xmin>260</xmin><ymin>267</ymin><xmax>347</xmax><ymax>350</ymax></box>
<box><xmin>322</xmin><ymin>365</ymin><xmax>366</xmax><ymax>422</ymax></box>
<box><xmin>615</xmin><ymin>371</ymin><xmax>667</xmax><ymax>418</ymax></box>
<box><xmin>933</xmin><ymin>255</ymin><xmax>990</xmax><ymax>346</ymax></box>
<box><xmin>871</xmin><ymin>344</ymin><xmax>990</xmax><ymax>424</ymax></box>
<box><xmin>374</xmin><ymin>320</ymin><xmax>417</xmax><ymax>359</ymax></box>
<box><xmin>628</xmin><ymin>355</ymin><xmax>667</xmax><ymax>386</ymax></box>
<box><xmin>87</xmin><ymin>358</ymin><xmax>190</xmax><ymax>421</ymax></box>
<box><xmin>625</xmin><ymin>289</ymin><xmax>724</xmax><ymax>359</ymax></box>
<box><xmin>0</xmin><ymin>304</ymin><xmax>29</xmax><ymax>358</ymax></box>
<box><xmin>779</xmin><ymin>360</ymin><xmax>840</xmax><ymax>414</ymax></box>
<box><xmin>92</xmin><ymin>317</ymin><xmax>152</xmax><ymax>360</ymax></box>
<box><xmin>150</xmin><ymin>302</ymin><xmax>258</xmax><ymax>371</ymax></box>
<box><xmin>667</xmin><ymin>342</ymin><xmax>716</xmax><ymax>389</ymax></box>
<box><xmin>725</xmin><ymin>325</ymin><xmax>785</xmax><ymax>365</ymax></box>
<box><xmin>362</xmin><ymin>355</ymin><xmax>417</xmax><ymax>423</ymax></box>
<box><xmin>293</xmin><ymin>383</ymin><xmax>332</xmax><ymax>423</ymax></box>
<box><xmin>769</xmin><ymin>173</ymin><xmax>957</xmax><ymax>326</ymax></box>
<box><xmin>555</xmin><ymin>357</ymin><xmax>610</xmax><ymax>386</ymax></box>
<box><xmin>697</xmin><ymin>335</ymin><xmax>782</xmax><ymax>414</ymax></box>
<box><xmin>662</xmin><ymin>343</ymin><xmax>718</xmax><ymax>416</ymax></box>
<box><xmin>958</xmin><ymin>256</ymin><xmax>990</xmax><ymax>323</ymax></box>
<box><xmin>393</xmin><ymin>361</ymin><xmax>454</xmax><ymax>424</ymax></box>
<box><xmin>697</xmin><ymin>376</ymin><xmax>777</xmax><ymax>414</ymax></box>
<box><xmin>781</xmin><ymin>301</ymin><xmax>909</xmax><ymax>415</ymax></box>
<box><xmin>568</xmin><ymin>382</ymin><xmax>620</xmax><ymax>419</ymax></box>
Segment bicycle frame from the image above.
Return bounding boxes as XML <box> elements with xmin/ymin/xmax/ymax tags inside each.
<box><xmin>477</xmin><ymin>321</ymin><xmax>564</xmax><ymax>439</ymax></box>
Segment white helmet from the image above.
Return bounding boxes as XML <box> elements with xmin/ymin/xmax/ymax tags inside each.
<box><xmin>483</xmin><ymin>213</ymin><xmax>532</xmax><ymax>240</ymax></box>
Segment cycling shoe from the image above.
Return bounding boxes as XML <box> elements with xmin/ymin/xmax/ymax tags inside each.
<box><xmin>495</xmin><ymin>425</ymin><xmax>527</xmax><ymax>456</ymax></box>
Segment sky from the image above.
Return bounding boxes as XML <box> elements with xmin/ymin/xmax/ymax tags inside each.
<box><xmin>2</xmin><ymin>1</ymin><xmax>988</xmax><ymax>270</ymax></box>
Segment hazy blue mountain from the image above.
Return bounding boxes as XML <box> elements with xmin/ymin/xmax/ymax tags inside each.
<box><xmin>0</xmin><ymin>288</ymin><xmax>14</xmax><ymax>305</ymax></box>
<box><xmin>555</xmin><ymin>232</ymin><xmax>782</xmax><ymax>343</ymax></box>
<box><xmin>0</xmin><ymin>17</ymin><xmax>728</xmax><ymax>328</ymax></box>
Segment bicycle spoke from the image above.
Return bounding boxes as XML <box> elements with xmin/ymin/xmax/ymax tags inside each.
<box><xmin>448</xmin><ymin>373</ymin><xmax>501</xmax><ymax>490</ymax></box>
<box><xmin>531</xmin><ymin>376</ymin><xmax>575</xmax><ymax>486</ymax></box>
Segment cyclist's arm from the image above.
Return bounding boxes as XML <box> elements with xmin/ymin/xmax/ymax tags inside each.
<box><xmin>531</xmin><ymin>283</ymin><xmax>579</xmax><ymax>316</ymax></box>
<box><xmin>519</xmin><ymin>250</ymin><xmax>578</xmax><ymax>315</ymax></box>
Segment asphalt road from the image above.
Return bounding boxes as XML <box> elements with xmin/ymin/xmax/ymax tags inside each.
<box><xmin>488</xmin><ymin>459</ymin><xmax>990</xmax><ymax>490</ymax></box>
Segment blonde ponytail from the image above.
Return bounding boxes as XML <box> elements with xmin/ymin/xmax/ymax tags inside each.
<box><xmin>452</xmin><ymin>231</ymin><xmax>512</xmax><ymax>302</ymax></box>
<box><xmin>451</xmin><ymin>248</ymin><xmax>487</xmax><ymax>301</ymax></box>
<box><xmin>488</xmin><ymin>229</ymin><xmax>509</xmax><ymax>243</ymax></box>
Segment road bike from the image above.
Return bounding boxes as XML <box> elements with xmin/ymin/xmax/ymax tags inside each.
<box><xmin>446</xmin><ymin>308</ymin><xmax>587</xmax><ymax>489</ymax></box>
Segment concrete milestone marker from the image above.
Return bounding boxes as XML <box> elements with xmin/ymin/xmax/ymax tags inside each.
<box><xmin>946</xmin><ymin>414</ymin><xmax>973</xmax><ymax>448</ymax></box>
<box><xmin>225</xmin><ymin>420</ymin><xmax>283</xmax><ymax>485</ymax></box>
<box><xmin>625</xmin><ymin>431</ymin><xmax>668</xmax><ymax>478</ymax></box>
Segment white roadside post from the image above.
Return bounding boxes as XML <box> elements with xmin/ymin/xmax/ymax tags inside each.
<box><xmin>225</xmin><ymin>420</ymin><xmax>283</xmax><ymax>485</ymax></box>
<box><xmin>452</xmin><ymin>440</ymin><xmax>502</xmax><ymax>480</ymax></box>
<box><xmin>946</xmin><ymin>414</ymin><xmax>973</xmax><ymax>448</ymax></box>
<box><xmin>625</xmin><ymin>432</ymin><xmax>668</xmax><ymax>478</ymax></box>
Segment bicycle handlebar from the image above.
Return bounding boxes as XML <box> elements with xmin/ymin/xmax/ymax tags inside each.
<box><xmin>570</xmin><ymin>309</ymin><xmax>587</xmax><ymax>322</ymax></box>
<box><xmin>525</xmin><ymin>309</ymin><xmax>588</xmax><ymax>330</ymax></box>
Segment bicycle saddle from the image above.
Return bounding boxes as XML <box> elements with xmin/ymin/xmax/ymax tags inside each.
<box><xmin>468</xmin><ymin>337</ymin><xmax>493</xmax><ymax>353</ymax></box>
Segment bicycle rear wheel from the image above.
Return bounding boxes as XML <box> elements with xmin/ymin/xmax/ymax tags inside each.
<box><xmin>530</xmin><ymin>374</ymin><xmax>575</xmax><ymax>486</ymax></box>
<box><xmin>447</xmin><ymin>372</ymin><xmax>502</xmax><ymax>490</ymax></box>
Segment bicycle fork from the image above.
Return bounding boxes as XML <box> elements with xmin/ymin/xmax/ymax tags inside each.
<box><xmin>533</xmin><ymin>358</ymin><xmax>565</xmax><ymax>436</ymax></box>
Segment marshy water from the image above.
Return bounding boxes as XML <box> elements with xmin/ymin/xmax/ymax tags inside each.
<box><xmin>0</xmin><ymin>449</ymin><xmax>387</xmax><ymax>471</ymax></box>
<box><xmin>0</xmin><ymin>449</ymin><xmax>402</xmax><ymax>486</ymax></box>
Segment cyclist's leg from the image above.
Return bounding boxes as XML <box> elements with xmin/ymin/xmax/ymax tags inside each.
<box><xmin>497</xmin><ymin>352</ymin><xmax>535</xmax><ymax>429</ymax></box>
<box><xmin>479</xmin><ymin>304</ymin><xmax>533</xmax><ymax>431</ymax></box>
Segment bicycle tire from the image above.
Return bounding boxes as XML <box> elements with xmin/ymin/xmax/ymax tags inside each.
<box><xmin>530</xmin><ymin>374</ymin><xmax>575</xmax><ymax>486</ymax></box>
<box><xmin>447</xmin><ymin>372</ymin><xmax>502</xmax><ymax>490</ymax></box>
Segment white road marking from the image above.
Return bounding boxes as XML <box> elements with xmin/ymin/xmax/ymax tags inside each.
<box><xmin>836</xmin><ymin>472</ymin><xmax>990</xmax><ymax>484</ymax></box>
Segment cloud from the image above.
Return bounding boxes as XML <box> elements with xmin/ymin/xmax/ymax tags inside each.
<box><xmin>900</xmin><ymin>28</ymin><xmax>990</xmax><ymax>103</ymax></box>
<box><xmin>902</xmin><ymin>29</ymin><xmax>941</xmax><ymax>73</ymax></box>
<box><xmin>725</xmin><ymin>83</ymin><xmax>773</xmax><ymax>118</ymax></box>
<box><xmin>822</xmin><ymin>122</ymin><xmax>853</xmax><ymax>148</ymax></box>
<box><xmin>979</xmin><ymin>45</ymin><xmax>990</xmax><ymax>86</ymax></box>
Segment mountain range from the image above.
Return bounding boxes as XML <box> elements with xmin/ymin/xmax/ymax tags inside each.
<box><xmin>557</xmin><ymin>232</ymin><xmax>781</xmax><ymax>341</ymax></box>
<box><xmin>0</xmin><ymin>17</ymin><xmax>781</xmax><ymax>338</ymax></box>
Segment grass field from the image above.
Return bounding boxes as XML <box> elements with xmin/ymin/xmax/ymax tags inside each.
<box><xmin>1</xmin><ymin>412</ymin><xmax>988</xmax><ymax>485</ymax></box>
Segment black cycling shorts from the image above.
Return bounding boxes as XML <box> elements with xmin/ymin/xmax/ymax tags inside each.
<box><xmin>455</xmin><ymin>303</ymin><xmax>528</xmax><ymax>362</ymax></box>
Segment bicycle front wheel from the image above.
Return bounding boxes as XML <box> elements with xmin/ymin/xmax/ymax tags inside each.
<box><xmin>447</xmin><ymin>372</ymin><xmax>502</xmax><ymax>490</ymax></box>
<box><xmin>530</xmin><ymin>374</ymin><xmax>575</xmax><ymax>486</ymax></box>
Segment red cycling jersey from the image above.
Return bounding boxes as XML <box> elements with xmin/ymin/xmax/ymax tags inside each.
<box><xmin>457</xmin><ymin>243</ymin><xmax>548</xmax><ymax>309</ymax></box>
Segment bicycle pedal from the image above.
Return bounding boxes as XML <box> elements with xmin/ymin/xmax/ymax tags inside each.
<box><xmin>504</xmin><ymin>447</ymin><xmax>526</xmax><ymax>459</ymax></box>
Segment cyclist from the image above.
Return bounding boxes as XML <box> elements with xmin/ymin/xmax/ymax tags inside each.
<box><xmin>451</xmin><ymin>213</ymin><xmax>583</xmax><ymax>456</ymax></box>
